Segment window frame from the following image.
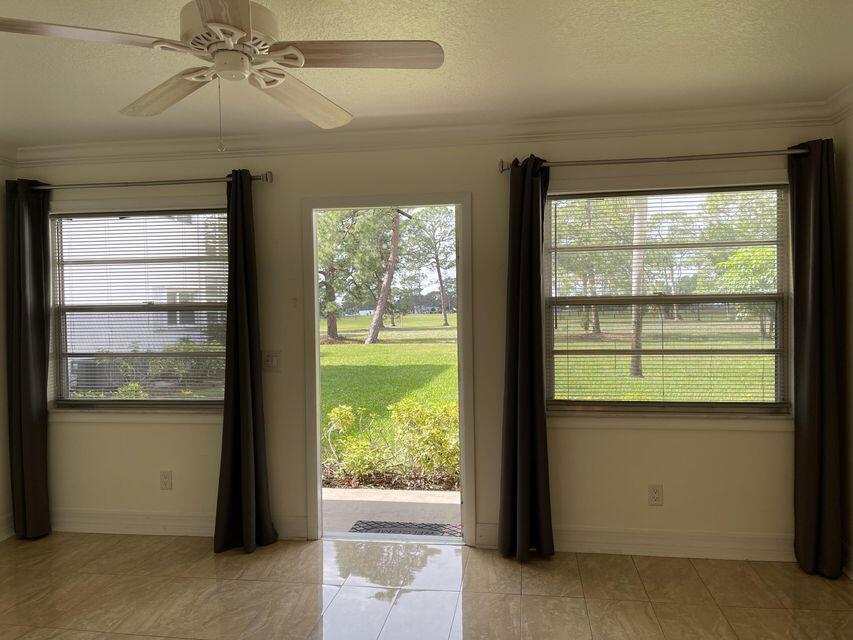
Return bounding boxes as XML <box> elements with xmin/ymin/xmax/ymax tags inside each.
<box><xmin>543</xmin><ymin>184</ymin><xmax>791</xmax><ymax>415</ymax></box>
<box><xmin>50</xmin><ymin>208</ymin><xmax>228</xmax><ymax>410</ymax></box>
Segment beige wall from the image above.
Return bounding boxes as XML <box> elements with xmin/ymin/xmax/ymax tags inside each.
<box><xmin>18</xmin><ymin>120</ymin><xmax>833</xmax><ymax>557</ymax></box>
<box><xmin>834</xmin><ymin>113</ymin><xmax>853</xmax><ymax>569</ymax></box>
<box><xmin>0</xmin><ymin>162</ymin><xmax>13</xmax><ymax>538</ymax></box>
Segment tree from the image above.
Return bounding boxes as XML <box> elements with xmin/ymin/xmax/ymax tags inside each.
<box><xmin>316</xmin><ymin>209</ymin><xmax>358</xmax><ymax>340</ymax></box>
<box><xmin>630</xmin><ymin>196</ymin><xmax>648</xmax><ymax>377</ymax></box>
<box><xmin>403</xmin><ymin>207</ymin><xmax>456</xmax><ymax>325</ymax></box>
<box><xmin>365</xmin><ymin>210</ymin><xmax>402</xmax><ymax>344</ymax></box>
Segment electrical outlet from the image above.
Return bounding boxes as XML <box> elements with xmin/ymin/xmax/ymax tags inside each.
<box><xmin>160</xmin><ymin>470</ymin><xmax>173</xmax><ymax>491</ymax></box>
<box><xmin>648</xmin><ymin>484</ymin><xmax>663</xmax><ymax>506</ymax></box>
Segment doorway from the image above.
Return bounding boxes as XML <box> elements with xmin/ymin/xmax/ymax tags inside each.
<box><xmin>303</xmin><ymin>194</ymin><xmax>474</xmax><ymax>544</ymax></box>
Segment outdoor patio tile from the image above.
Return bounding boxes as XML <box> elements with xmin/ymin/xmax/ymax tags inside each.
<box><xmin>520</xmin><ymin>595</ymin><xmax>591</xmax><ymax>640</ymax></box>
<box><xmin>634</xmin><ymin>556</ymin><xmax>713</xmax><ymax>604</ymax></box>
<box><xmin>462</xmin><ymin>549</ymin><xmax>521</xmax><ymax>594</ymax></box>
<box><xmin>521</xmin><ymin>552</ymin><xmax>583</xmax><ymax>597</ymax></box>
<box><xmin>577</xmin><ymin>554</ymin><xmax>647</xmax><ymax>601</ymax></box>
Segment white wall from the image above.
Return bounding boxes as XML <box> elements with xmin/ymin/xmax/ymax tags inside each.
<box><xmin>834</xmin><ymin>112</ymin><xmax>853</xmax><ymax>572</ymax></box>
<box><xmin>0</xmin><ymin>161</ymin><xmax>14</xmax><ymax>539</ymax></box>
<box><xmin>16</xmin><ymin>116</ymin><xmax>834</xmax><ymax>558</ymax></box>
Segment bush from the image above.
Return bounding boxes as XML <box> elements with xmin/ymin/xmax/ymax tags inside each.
<box><xmin>322</xmin><ymin>401</ymin><xmax>459</xmax><ymax>488</ymax></box>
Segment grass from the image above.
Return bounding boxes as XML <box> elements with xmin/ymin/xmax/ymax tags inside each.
<box><xmin>319</xmin><ymin>314</ymin><xmax>459</xmax><ymax>429</ymax></box>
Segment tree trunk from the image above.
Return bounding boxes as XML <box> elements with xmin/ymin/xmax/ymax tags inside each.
<box><xmin>630</xmin><ymin>197</ymin><xmax>648</xmax><ymax>377</ymax></box>
<box><xmin>589</xmin><ymin>271</ymin><xmax>602</xmax><ymax>335</ymax></box>
<box><xmin>435</xmin><ymin>255</ymin><xmax>449</xmax><ymax>326</ymax></box>
<box><xmin>365</xmin><ymin>212</ymin><xmax>401</xmax><ymax>344</ymax></box>
<box><xmin>322</xmin><ymin>271</ymin><xmax>339</xmax><ymax>340</ymax></box>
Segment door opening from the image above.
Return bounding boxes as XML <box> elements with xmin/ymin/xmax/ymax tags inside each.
<box><xmin>304</xmin><ymin>196</ymin><xmax>474</xmax><ymax>544</ymax></box>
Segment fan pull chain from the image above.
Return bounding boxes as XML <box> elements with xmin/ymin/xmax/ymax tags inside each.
<box><xmin>217</xmin><ymin>78</ymin><xmax>226</xmax><ymax>153</ymax></box>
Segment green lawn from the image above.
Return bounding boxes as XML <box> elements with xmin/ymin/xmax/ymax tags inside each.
<box><xmin>319</xmin><ymin>314</ymin><xmax>459</xmax><ymax>429</ymax></box>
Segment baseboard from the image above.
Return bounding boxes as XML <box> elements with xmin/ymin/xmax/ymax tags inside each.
<box><xmin>475</xmin><ymin>522</ymin><xmax>794</xmax><ymax>561</ymax></box>
<box><xmin>53</xmin><ymin>508</ymin><xmax>215</xmax><ymax>536</ymax></box>
<box><xmin>0</xmin><ymin>512</ymin><xmax>13</xmax><ymax>541</ymax></box>
<box><xmin>52</xmin><ymin>508</ymin><xmax>308</xmax><ymax>540</ymax></box>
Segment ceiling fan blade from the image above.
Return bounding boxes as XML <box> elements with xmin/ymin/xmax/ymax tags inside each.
<box><xmin>0</xmin><ymin>16</ymin><xmax>183</xmax><ymax>50</ymax></box>
<box><xmin>121</xmin><ymin>69</ymin><xmax>211</xmax><ymax>117</ymax></box>
<box><xmin>195</xmin><ymin>0</ymin><xmax>252</xmax><ymax>37</ymax></box>
<box><xmin>248</xmin><ymin>73</ymin><xmax>353</xmax><ymax>129</ymax></box>
<box><xmin>265</xmin><ymin>40</ymin><xmax>444</xmax><ymax>69</ymax></box>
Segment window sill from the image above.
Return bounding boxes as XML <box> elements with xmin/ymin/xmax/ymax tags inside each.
<box><xmin>546</xmin><ymin>404</ymin><xmax>794</xmax><ymax>432</ymax></box>
<box><xmin>49</xmin><ymin>404</ymin><xmax>223</xmax><ymax>425</ymax></box>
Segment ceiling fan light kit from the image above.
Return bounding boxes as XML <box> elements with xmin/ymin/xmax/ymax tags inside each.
<box><xmin>0</xmin><ymin>0</ymin><xmax>444</xmax><ymax>129</ymax></box>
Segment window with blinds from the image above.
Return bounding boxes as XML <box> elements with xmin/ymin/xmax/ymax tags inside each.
<box><xmin>545</xmin><ymin>186</ymin><xmax>788</xmax><ymax>408</ymax></box>
<box><xmin>52</xmin><ymin>210</ymin><xmax>227</xmax><ymax>403</ymax></box>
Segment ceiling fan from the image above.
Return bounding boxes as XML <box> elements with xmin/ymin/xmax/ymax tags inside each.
<box><xmin>0</xmin><ymin>0</ymin><xmax>445</xmax><ymax>129</ymax></box>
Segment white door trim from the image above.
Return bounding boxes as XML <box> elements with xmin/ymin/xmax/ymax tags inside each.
<box><xmin>301</xmin><ymin>193</ymin><xmax>476</xmax><ymax>545</ymax></box>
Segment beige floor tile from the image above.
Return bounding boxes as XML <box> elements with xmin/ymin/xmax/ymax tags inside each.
<box><xmin>0</xmin><ymin>626</ymin><xmax>30</xmax><ymax>640</ymax></box>
<box><xmin>586</xmin><ymin>599</ymin><xmax>664</xmax><ymax>640</ymax></box>
<box><xmin>307</xmin><ymin>585</ymin><xmax>397</xmax><ymax>640</ymax></box>
<box><xmin>123</xmin><ymin>536</ymin><xmax>218</xmax><ymax>577</ymax></box>
<box><xmin>49</xmin><ymin>574</ymin><xmax>180</xmax><ymax>633</ymax></box>
<box><xmin>0</xmin><ymin>534</ymin><xmax>120</xmax><ymax>575</ymax></box>
<box><xmin>793</xmin><ymin>609</ymin><xmax>853</xmax><ymax>639</ymax></box>
<box><xmin>0</xmin><ymin>572</ymin><xmax>117</xmax><ymax>627</ymax></box>
<box><xmin>378</xmin><ymin>589</ymin><xmax>459</xmax><ymax>639</ymax></box>
<box><xmin>18</xmin><ymin>631</ymin><xmax>168</xmax><ymax>640</ymax></box>
<box><xmin>749</xmin><ymin>562</ymin><xmax>852</xmax><ymax>610</ymax></box>
<box><xmin>722</xmin><ymin>607</ymin><xmax>811</xmax><ymax>639</ymax></box>
<box><xmin>180</xmin><ymin>544</ymin><xmax>277</xmax><ymax>581</ymax></box>
<box><xmin>578</xmin><ymin>554</ymin><xmax>647</xmax><ymax>601</ymax></box>
<box><xmin>449</xmin><ymin>592</ymin><xmax>521</xmax><ymax>639</ymax></box>
<box><xmin>342</xmin><ymin>542</ymin><xmax>466</xmax><ymax>590</ymax></box>
<box><xmin>112</xmin><ymin>577</ymin><xmax>337</xmax><ymax>640</ymax></box>
<box><xmin>522</xmin><ymin>553</ymin><xmax>583</xmax><ymax>597</ymax></box>
<box><xmin>691</xmin><ymin>559</ymin><xmax>784</xmax><ymax>608</ymax></box>
<box><xmin>521</xmin><ymin>595</ymin><xmax>591</xmax><ymax>640</ymax></box>
<box><xmin>77</xmin><ymin>535</ymin><xmax>176</xmax><ymax>575</ymax></box>
<box><xmin>236</xmin><ymin>540</ymin><xmax>359</xmax><ymax>586</ymax></box>
<box><xmin>652</xmin><ymin>603</ymin><xmax>736</xmax><ymax>639</ymax></box>
<box><xmin>634</xmin><ymin>557</ymin><xmax>713</xmax><ymax>604</ymax></box>
<box><xmin>462</xmin><ymin>549</ymin><xmax>521</xmax><ymax>594</ymax></box>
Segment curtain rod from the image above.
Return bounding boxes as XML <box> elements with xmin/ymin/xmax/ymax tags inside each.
<box><xmin>30</xmin><ymin>171</ymin><xmax>274</xmax><ymax>191</ymax></box>
<box><xmin>497</xmin><ymin>149</ymin><xmax>808</xmax><ymax>173</ymax></box>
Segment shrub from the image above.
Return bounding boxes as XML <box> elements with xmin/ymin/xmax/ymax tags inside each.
<box><xmin>322</xmin><ymin>400</ymin><xmax>460</xmax><ymax>488</ymax></box>
<box><xmin>116</xmin><ymin>382</ymin><xmax>149</xmax><ymax>399</ymax></box>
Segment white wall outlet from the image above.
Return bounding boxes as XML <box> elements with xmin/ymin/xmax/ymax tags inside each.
<box><xmin>262</xmin><ymin>350</ymin><xmax>282</xmax><ymax>371</ymax></box>
<box><xmin>648</xmin><ymin>483</ymin><xmax>663</xmax><ymax>506</ymax></box>
<box><xmin>160</xmin><ymin>470</ymin><xmax>173</xmax><ymax>491</ymax></box>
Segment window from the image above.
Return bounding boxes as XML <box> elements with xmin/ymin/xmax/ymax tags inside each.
<box><xmin>52</xmin><ymin>210</ymin><xmax>227</xmax><ymax>403</ymax></box>
<box><xmin>545</xmin><ymin>186</ymin><xmax>788</xmax><ymax>409</ymax></box>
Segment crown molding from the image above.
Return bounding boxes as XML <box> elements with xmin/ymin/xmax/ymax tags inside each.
<box><xmin>11</xmin><ymin>95</ymin><xmax>850</xmax><ymax>169</ymax></box>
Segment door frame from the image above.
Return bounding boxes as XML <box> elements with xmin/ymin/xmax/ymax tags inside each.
<box><xmin>301</xmin><ymin>192</ymin><xmax>475</xmax><ymax>545</ymax></box>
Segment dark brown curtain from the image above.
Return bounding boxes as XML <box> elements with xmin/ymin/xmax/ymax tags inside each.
<box><xmin>498</xmin><ymin>155</ymin><xmax>554</xmax><ymax>561</ymax></box>
<box><xmin>788</xmin><ymin>139</ymin><xmax>844</xmax><ymax>578</ymax></box>
<box><xmin>214</xmin><ymin>169</ymin><xmax>277</xmax><ymax>553</ymax></box>
<box><xmin>5</xmin><ymin>180</ymin><xmax>51</xmax><ymax>539</ymax></box>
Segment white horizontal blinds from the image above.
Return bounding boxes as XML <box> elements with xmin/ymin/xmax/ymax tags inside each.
<box><xmin>546</xmin><ymin>187</ymin><xmax>787</xmax><ymax>405</ymax></box>
<box><xmin>53</xmin><ymin>211</ymin><xmax>228</xmax><ymax>401</ymax></box>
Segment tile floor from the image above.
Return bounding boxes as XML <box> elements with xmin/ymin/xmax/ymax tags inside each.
<box><xmin>0</xmin><ymin>533</ymin><xmax>852</xmax><ymax>639</ymax></box>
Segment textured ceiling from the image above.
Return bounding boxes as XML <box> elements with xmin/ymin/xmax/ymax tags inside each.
<box><xmin>0</xmin><ymin>0</ymin><xmax>851</xmax><ymax>148</ymax></box>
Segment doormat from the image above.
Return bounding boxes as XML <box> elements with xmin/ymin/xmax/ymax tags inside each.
<box><xmin>349</xmin><ymin>520</ymin><xmax>462</xmax><ymax>537</ymax></box>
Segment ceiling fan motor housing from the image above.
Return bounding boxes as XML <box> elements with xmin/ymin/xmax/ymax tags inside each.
<box><xmin>180</xmin><ymin>1</ymin><xmax>279</xmax><ymax>55</ymax></box>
